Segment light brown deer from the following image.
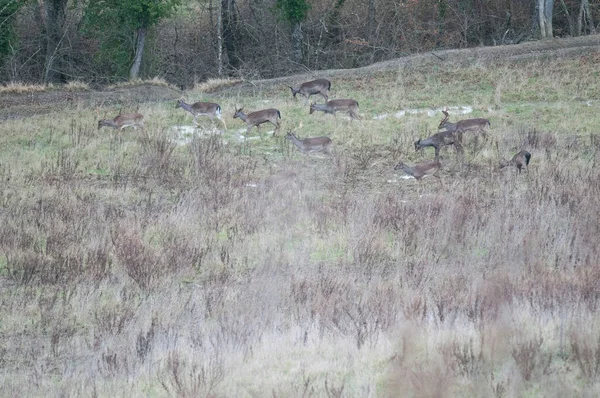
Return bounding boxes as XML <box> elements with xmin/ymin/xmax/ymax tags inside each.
<box><xmin>499</xmin><ymin>150</ymin><xmax>531</xmax><ymax>173</ymax></box>
<box><xmin>98</xmin><ymin>113</ymin><xmax>145</xmax><ymax>131</ymax></box>
<box><xmin>176</xmin><ymin>99</ymin><xmax>226</xmax><ymax>128</ymax></box>
<box><xmin>233</xmin><ymin>107</ymin><xmax>281</xmax><ymax>138</ymax></box>
<box><xmin>309</xmin><ymin>99</ymin><xmax>361</xmax><ymax>120</ymax></box>
<box><xmin>286</xmin><ymin>131</ymin><xmax>333</xmax><ymax>158</ymax></box>
<box><xmin>288</xmin><ymin>79</ymin><xmax>331</xmax><ymax>104</ymax></box>
<box><xmin>438</xmin><ymin>110</ymin><xmax>490</xmax><ymax>140</ymax></box>
<box><xmin>414</xmin><ymin>130</ymin><xmax>463</xmax><ymax>159</ymax></box>
<box><xmin>394</xmin><ymin>159</ymin><xmax>442</xmax><ymax>180</ymax></box>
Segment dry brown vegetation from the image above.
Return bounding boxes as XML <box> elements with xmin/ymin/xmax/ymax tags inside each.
<box><xmin>1</xmin><ymin>49</ymin><xmax>600</xmax><ymax>396</ymax></box>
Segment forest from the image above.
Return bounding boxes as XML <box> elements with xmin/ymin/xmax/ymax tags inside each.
<box><xmin>0</xmin><ymin>0</ymin><xmax>598</xmax><ymax>87</ymax></box>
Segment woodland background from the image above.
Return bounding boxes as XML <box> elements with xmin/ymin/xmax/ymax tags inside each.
<box><xmin>0</xmin><ymin>0</ymin><xmax>598</xmax><ymax>87</ymax></box>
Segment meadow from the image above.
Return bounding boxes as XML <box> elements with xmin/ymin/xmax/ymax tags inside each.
<box><xmin>1</xmin><ymin>49</ymin><xmax>600</xmax><ymax>397</ymax></box>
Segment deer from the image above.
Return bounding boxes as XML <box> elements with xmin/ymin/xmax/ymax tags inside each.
<box><xmin>499</xmin><ymin>150</ymin><xmax>531</xmax><ymax>173</ymax></box>
<box><xmin>414</xmin><ymin>130</ymin><xmax>463</xmax><ymax>159</ymax></box>
<box><xmin>394</xmin><ymin>158</ymin><xmax>442</xmax><ymax>180</ymax></box>
<box><xmin>176</xmin><ymin>99</ymin><xmax>227</xmax><ymax>129</ymax></box>
<box><xmin>285</xmin><ymin>131</ymin><xmax>333</xmax><ymax>159</ymax></box>
<box><xmin>309</xmin><ymin>99</ymin><xmax>361</xmax><ymax>120</ymax></box>
<box><xmin>288</xmin><ymin>79</ymin><xmax>331</xmax><ymax>104</ymax></box>
<box><xmin>98</xmin><ymin>113</ymin><xmax>145</xmax><ymax>131</ymax></box>
<box><xmin>233</xmin><ymin>107</ymin><xmax>281</xmax><ymax>138</ymax></box>
<box><xmin>438</xmin><ymin>110</ymin><xmax>490</xmax><ymax>142</ymax></box>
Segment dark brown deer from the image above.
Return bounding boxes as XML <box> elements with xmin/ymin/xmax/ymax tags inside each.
<box><xmin>309</xmin><ymin>99</ymin><xmax>361</xmax><ymax>120</ymax></box>
<box><xmin>499</xmin><ymin>150</ymin><xmax>531</xmax><ymax>173</ymax></box>
<box><xmin>98</xmin><ymin>113</ymin><xmax>144</xmax><ymax>130</ymax></box>
<box><xmin>414</xmin><ymin>130</ymin><xmax>463</xmax><ymax>158</ymax></box>
<box><xmin>233</xmin><ymin>107</ymin><xmax>281</xmax><ymax>138</ymax></box>
<box><xmin>438</xmin><ymin>110</ymin><xmax>490</xmax><ymax>141</ymax></box>
<box><xmin>176</xmin><ymin>99</ymin><xmax>226</xmax><ymax>128</ymax></box>
<box><xmin>394</xmin><ymin>159</ymin><xmax>442</xmax><ymax>180</ymax></box>
<box><xmin>288</xmin><ymin>79</ymin><xmax>331</xmax><ymax>104</ymax></box>
<box><xmin>286</xmin><ymin>131</ymin><xmax>333</xmax><ymax>158</ymax></box>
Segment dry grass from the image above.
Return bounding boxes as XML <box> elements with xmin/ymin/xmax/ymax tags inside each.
<box><xmin>1</xmin><ymin>54</ymin><xmax>600</xmax><ymax>397</ymax></box>
<box><xmin>193</xmin><ymin>78</ymin><xmax>243</xmax><ymax>93</ymax></box>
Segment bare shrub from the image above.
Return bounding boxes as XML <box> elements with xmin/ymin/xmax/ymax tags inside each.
<box><xmin>439</xmin><ymin>337</ymin><xmax>485</xmax><ymax>378</ymax></box>
<box><xmin>511</xmin><ymin>334</ymin><xmax>544</xmax><ymax>381</ymax></box>
<box><xmin>570</xmin><ymin>331</ymin><xmax>600</xmax><ymax>379</ymax></box>
<box><xmin>159</xmin><ymin>351</ymin><xmax>224</xmax><ymax>398</ymax></box>
<box><xmin>138</xmin><ymin>129</ymin><xmax>177</xmax><ymax>180</ymax></box>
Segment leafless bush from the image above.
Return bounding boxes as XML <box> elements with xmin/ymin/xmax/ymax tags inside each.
<box><xmin>138</xmin><ymin>129</ymin><xmax>177</xmax><ymax>180</ymax></box>
<box><xmin>439</xmin><ymin>337</ymin><xmax>485</xmax><ymax>378</ymax></box>
<box><xmin>570</xmin><ymin>331</ymin><xmax>600</xmax><ymax>379</ymax></box>
<box><xmin>159</xmin><ymin>351</ymin><xmax>224</xmax><ymax>398</ymax></box>
<box><xmin>511</xmin><ymin>334</ymin><xmax>545</xmax><ymax>381</ymax></box>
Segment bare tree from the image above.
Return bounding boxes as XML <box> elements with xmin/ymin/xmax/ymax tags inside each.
<box><xmin>577</xmin><ymin>0</ymin><xmax>596</xmax><ymax>35</ymax></box>
<box><xmin>41</xmin><ymin>0</ymin><xmax>68</xmax><ymax>83</ymax></box>
<box><xmin>537</xmin><ymin>0</ymin><xmax>554</xmax><ymax>38</ymax></box>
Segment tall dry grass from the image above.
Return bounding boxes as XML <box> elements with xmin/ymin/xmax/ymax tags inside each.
<box><xmin>1</xmin><ymin>55</ymin><xmax>600</xmax><ymax>396</ymax></box>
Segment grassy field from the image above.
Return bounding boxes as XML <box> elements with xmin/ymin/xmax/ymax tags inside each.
<box><xmin>1</xmin><ymin>50</ymin><xmax>600</xmax><ymax>397</ymax></box>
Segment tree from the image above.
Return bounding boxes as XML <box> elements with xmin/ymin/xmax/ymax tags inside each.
<box><xmin>537</xmin><ymin>0</ymin><xmax>554</xmax><ymax>38</ymax></box>
<box><xmin>0</xmin><ymin>0</ymin><xmax>26</xmax><ymax>67</ymax></box>
<box><xmin>41</xmin><ymin>0</ymin><xmax>68</xmax><ymax>83</ymax></box>
<box><xmin>221</xmin><ymin>0</ymin><xmax>241</xmax><ymax>71</ymax></box>
<box><xmin>274</xmin><ymin>0</ymin><xmax>310</xmax><ymax>63</ymax></box>
<box><xmin>84</xmin><ymin>0</ymin><xmax>180</xmax><ymax>80</ymax></box>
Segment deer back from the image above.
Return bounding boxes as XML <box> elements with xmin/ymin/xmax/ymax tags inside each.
<box><xmin>327</xmin><ymin>99</ymin><xmax>359</xmax><ymax>111</ymax></box>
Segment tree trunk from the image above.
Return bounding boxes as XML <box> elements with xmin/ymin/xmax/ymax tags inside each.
<box><xmin>577</xmin><ymin>0</ymin><xmax>596</xmax><ymax>35</ymax></box>
<box><xmin>291</xmin><ymin>22</ymin><xmax>302</xmax><ymax>63</ymax></box>
<box><xmin>130</xmin><ymin>26</ymin><xmax>147</xmax><ymax>80</ymax></box>
<box><xmin>43</xmin><ymin>0</ymin><xmax>67</xmax><ymax>83</ymax></box>
<box><xmin>538</xmin><ymin>0</ymin><xmax>554</xmax><ymax>39</ymax></box>
<box><xmin>368</xmin><ymin>0</ymin><xmax>376</xmax><ymax>42</ymax></box>
<box><xmin>217</xmin><ymin>0</ymin><xmax>223</xmax><ymax>76</ymax></box>
<box><xmin>221</xmin><ymin>0</ymin><xmax>241</xmax><ymax>70</ymax></box>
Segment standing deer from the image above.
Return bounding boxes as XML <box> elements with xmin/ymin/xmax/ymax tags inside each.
<box><xmin>286</xmin><ymin>131</ymin><xmax>333</xmax><ymax>158</ymax></box>
<box><xmin>288</xmin><ymin>79</ymin><xmax>331</xmax><ymax>104</ymax></box>
<box><xmin>414</xmin><ymin>130</ymin><xmax>463</xmax><ymax>159</ymax></box>
<box><xmin>98</xmin><ymin>113</ymin><xmax>145</xmax><ymax>131</ymax></box>
<box><xmin>176</xmin><ymin>99</ymin><xmax>227</xmax><ymax>128</ymax></box>
<box><xmin>309</xmin><ymin>99</ymin><xmax>361</xmax><ymax>120</ymax></box>
<box><xmin>438</xmin><ymin>110</ymin><xmax>490</xmax><ymax>141</ymax></box>
<box><xmin>233</xmin><ymin>107</ymin><xmax>281</xmax><ymax>138</ymax></box>
<box><xmin>499</xmin><ymin>150</ymin><xmax>531</xmax><ymax>173</ymax></box>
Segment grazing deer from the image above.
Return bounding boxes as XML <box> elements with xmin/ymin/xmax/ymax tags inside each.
<box><xmin>438</xmin><ymin>110</ymin><xmax>490</xmax><ymax>141</ymax></box>
<box><xmin>414</xmin><ymin>130</ymin><xmax>463</xmax><ymax>159</ymax></box>
<box><xmin>98</xmin><ymin>113</ymin><xmax>145</xmax><ymax>131</ymax></box>
<box><xmin>394</xmin><ymin>159</ymin><xmax>442</xmax><ymax>181</ymax></box>
<box><xmin>286</xmin><ymin>131</ymin><xmax>333</xmax><ymax>158</ymax></box>
<box><xmin>288</xmin><ymin>79</ymin><xmax>331</xmax><ymax>104</ymax></box>
<box><xmin>233</xmin><ymin>107</ymin><xmax>281</xmax><ymax>138</ymax></box>
<box><xmin>309</xmin><ymin>99</ymin><xmax>361</xmax><ymax>120</ymax></box>
<box><xmin>499</xmin><ymin>150</ymin><xmax>531</xmax><ymax>173</ymax></box>
<box><xmin>176</xmin><ymin>99</ymin><xmax>226</xmax><ymax>128</ymax></box>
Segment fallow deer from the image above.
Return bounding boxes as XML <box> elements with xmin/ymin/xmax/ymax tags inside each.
<box><xmin>288</xmin><ymin>79</ymin><xmax>331</xmax><ymax>104</ymax></box>
<box><xmin>98</xmin><ymin>113</ymin><xmax>145</xmax><ymax>131</ymax></box>
<box><xmin>394</xmin><ymin>159</ymin><xmax>442</xmax><ymax>180</ymax></box>
<box><xmin>499</xmin><ymin>150</ymin><xmax>531</xmax><ymax>173</ymax></box>
<box><xmin>285</xmin><ymin>131</ymin><xmax>333</xmax><ymax>158</ymax></box>
<box><xmin>176</xmin><ymin>99</ymin><xmax>226</xmax><ymax>128</ymax></box>
<box><xmin>309</xmin><ymin>99</ymin><xmax>361</xmax><ymax>120</ymax></box>
<box><xmin>233</xmin><ymin>107</ymin><xmax>281</xmax><ymax>138</ymax></box>
<box><xmin>438</xmin><ymin>110</ymin><xmax>490</xmax><ymax>141</ymax></box>
<box><xmin>414</xmin><ymin>130</ymin><xmax>463</xmax><ymax>159</ymax></box>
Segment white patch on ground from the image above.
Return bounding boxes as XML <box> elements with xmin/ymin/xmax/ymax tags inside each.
<box><xmin>395</xmin><ymin>105</ymin><xmax>474</xmax><ymax>118</ymax></box>
<box><xmin>237</xmin><ymin>129</ymin><xmax>275</xmax><ymax>141</ymax></box>
<box><xmin>372</xmin><ymin>114</ymin><xmax>388</xmax><ymax>120</ymax></box>
<box><xmin>169</xmin><ymin>125</ymin><xmax>222</xmax><ymax>146</ymax></box>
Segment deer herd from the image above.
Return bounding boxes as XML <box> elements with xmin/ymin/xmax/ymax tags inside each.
<box><xmin>97</xmin><ymin>77</ymin><xmax>532</xmax><ymax>186</ymax></box>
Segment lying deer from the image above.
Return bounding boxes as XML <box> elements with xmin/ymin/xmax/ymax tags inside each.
<box><xmin>286</xmin><ymin>131</ymin><xmax>333</xmax><ymax>157</ymax></box>
<box><xmin>98</xmin><ymin>113</ymin><xmax>145</xmax><ymax>130</ymax></box>
<box><xmin>414</xmin><ymin>130</ymin><xmax>463</xmax><ymax>158</ymax></box>
<box><xmin>309</xmin><ymin>99</ymin><xmax>361</xmax><ymax>120</ymax></box>
<box><xmin>288</xmin><ymin>79</ymin><xmax>331</xmax><ymax>104</ymax></box>
<box><xmin>499</xmin><ymin>150</ymin><xmax>531</xmax><ymax>173</ymax></box>
<box><xmin>176</xmin><ymin>99</ymin><xmax>226</xmax><ymax>128</ymax></box>
<box><xmin>394</xmin><ymin>159</ymin><xmax>442</xmax><ymax>180</ymax></box>
<box><xmin>438</xmin><ymin>110</ymin><xmax>490</xmax><ymax>141</ymax></box>
<box><xmin>234</xmin><ymin>107</ymin><xmax>281</xmax><ymax>138</ymax></box>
